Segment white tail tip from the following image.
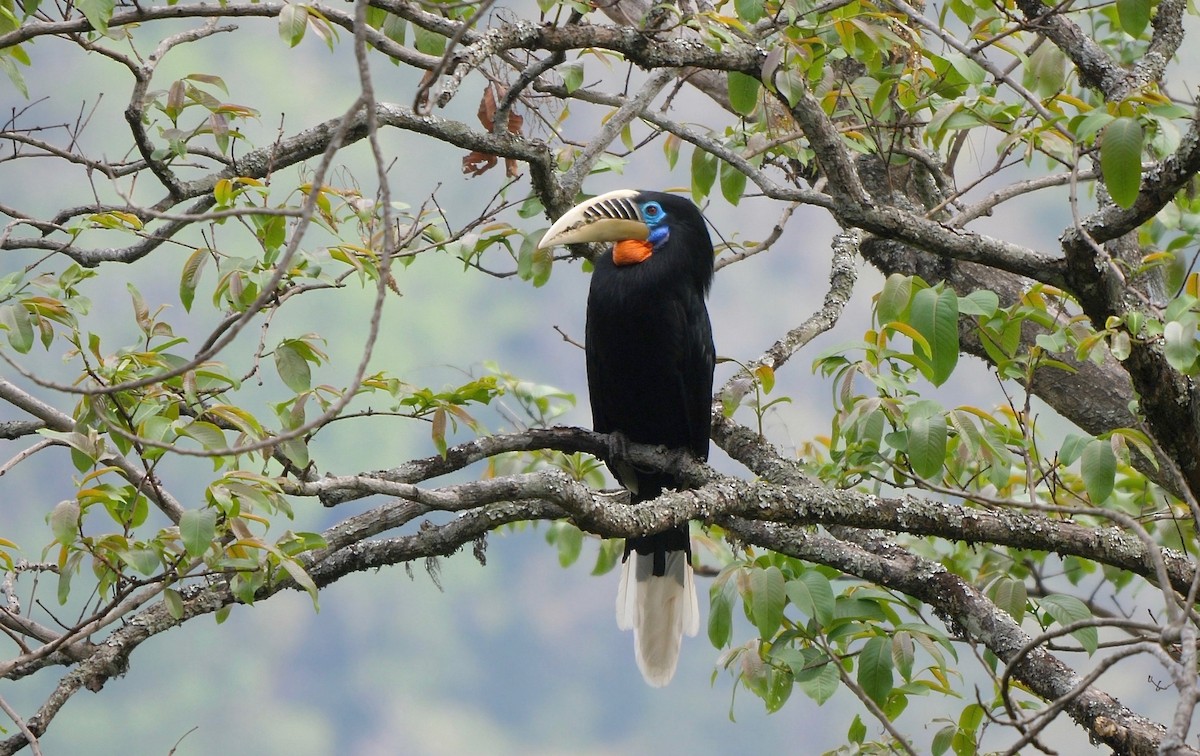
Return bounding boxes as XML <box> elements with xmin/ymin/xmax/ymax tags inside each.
<box><xmin>615</xmin><ymin>550</ymin><xmax>698</xmax><ymax>686</ymax></box>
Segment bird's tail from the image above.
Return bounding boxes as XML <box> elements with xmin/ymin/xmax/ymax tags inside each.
<box><xmin>615</xmin><ymin>527</ymin><xmax>699</xmax><ymax>687</ymax></box>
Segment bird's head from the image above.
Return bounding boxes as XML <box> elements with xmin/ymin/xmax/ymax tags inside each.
<box><xmin>538</xmin><ymin>190</ymin><xmax>713</xmax><ymax>288</ymax></box>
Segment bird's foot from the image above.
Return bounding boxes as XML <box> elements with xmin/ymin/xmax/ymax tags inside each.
<box><xmin>606</xmin><ymin>430</ymin><xmax>631</xmax><ymax>465</ymax></box>
<box><xmin>665</xmin><ymin>446</ymin><xmax>692</xmax><ymax>477</ymax></box>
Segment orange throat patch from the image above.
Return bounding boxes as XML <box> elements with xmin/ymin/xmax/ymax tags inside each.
<box><xmin>613</xmin><ymin>239</ymin><xmax>653</xmax><ymax>266</ymax></box>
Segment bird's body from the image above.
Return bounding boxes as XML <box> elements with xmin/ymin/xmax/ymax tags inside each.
<box><xmin>539</xmin><ymin>189</ymin><xmax>715</xmax><ymax>686</ymax></box>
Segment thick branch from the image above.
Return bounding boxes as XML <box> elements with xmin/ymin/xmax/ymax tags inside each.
<box><xmin>6</xmin><ymin>419</ymin><xmax>1198</xmax><ymax>752</ymax></box>
<box><xmin>297</xmin><ymin>426</ymin><xmax>1200</xmax><ymax>598</ymax></box>
<box><xmin>724</xmin><ymin>519</ymin><xmax>1189</xmax><ymax>756</ymax></box>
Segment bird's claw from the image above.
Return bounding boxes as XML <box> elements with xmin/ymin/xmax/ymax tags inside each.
<box><xmin>606</xmin><ymin>430</ymin><xmax>631</xmax><ymax>464</ymax></box>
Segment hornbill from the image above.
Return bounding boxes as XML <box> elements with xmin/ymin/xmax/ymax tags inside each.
<box><xmin>539</xmin><ymin>189</ymin><xmax>715</xmax><ymax>686</ymax></box>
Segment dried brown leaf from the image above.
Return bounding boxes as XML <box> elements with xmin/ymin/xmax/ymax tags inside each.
<box><xmin>477</xmin><ymin>84</ymin><xmax>497</xmax><ymax>131</ymax></box>
<box><xmin>463</xmin><ymin>151</ymin><xmax>498</xmax><ymax>176</ymax></box>
<box><xmin>467</xmin><ymin>84</ymin><xmax>524</xmax><ymax>178</ymax></box>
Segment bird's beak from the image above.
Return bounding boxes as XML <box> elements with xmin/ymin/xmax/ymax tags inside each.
<box><xmin>537</xmin><ymin>189</ymin><xmax>650</xmax><ymax>249</ymax></box>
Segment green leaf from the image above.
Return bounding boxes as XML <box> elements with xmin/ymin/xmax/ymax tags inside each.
<box><xmin>119</xmin><ymin>548</ymin><xmax>160</xmax><ymax>576</ymax></box>
<box><xmin>274</xmin><ymin>342</ymin><xmax>312</xmax><ymax>393</ymax></box>
<box><xmin>590</xmin><ymin>539</ymin><xmax>622</xmax><ymax>576</ymax></box>
<box><xmin>204</xmin><ymin>405</ymin><xmax>262</xmax><ymax>441</ymax></box>
<box><xmin>955</xmin><ymin>703</ymin><xmax>985</xmax><ymax>755</ymax></box>
<box><xmin>381</xmin><ymin>11</ymin><xmax>406</xmax><ymax>45</ymax></box>
<box><xmin>291</xmin><ymin>531</ymin><xmax>329</xmax><ymax>553</ymax></box>
<box><xmin>1081</xmin><ymin>438</ymin><xmax>1116</xmax><ymax>503</ymax></box>
<box><xmin>179</xmin><ymin>247</ymin><xmax>208</xmax><ymax>312</ymax></box>
<box><xmin>1116</xmin><ymin>0</ymin><xmax>1151</xmax><ymax>37</ymax></box>
<box><xmin>517</xmin><ymin>235</ymin><xmax>537</xmax><ymax>282</ymax></box>
<box><xmin>0</xmin><ymin>54</ymin><xmax>29</xmax><ymax>99</ymax></box>
<box><xmin>1059</xmin><ymin>433</ymin><xmax>1091</xmax><ymax>466</ymax></box>
<box><xmin>884</xmin><ymin>691</ymin><xmax>907</xmax><ymax>720</ymax></box>
<box><xmin>279</xmin><ymin>437</ymin><xmax>310</xmax><ymax>468</ymax></box>
<box><xmin>708</xmin><ymin>570</ymin><xmax>736</xmax><ymax>648</ymax></box>
<box><xmin>848</xmin><ymin>714</ymin><xmax>867</xmax><ymax>744</ymax></box>
<box><xmin>691</xmin><ymin>145</ymin><xmax>717</xmax><ymax>202</ymax></box>
<box><xmin>180</xmin><ymin>508</ymin><xmax>218</xmax><ymax>559</ymax></box>
<box><xmin>663</xmin><ymin>133</ymin><xmax>681</xmax><ymax>170</ymax></box>
<box><xmin>1039</xmin><ymin>593</ymin><xmax>1099</xmax><ymax>655</ymax></box>
<box><xmin>764</xmin><ymin>668</ymin><xmax>793</xmax><ymax>713</ymax></box>
<box><xmin>413</xmin><ymin>25</ymin><xmax>446</xmax><ymax>56</ymax></box>
<box><xmin>957</xmin><ymin>289</ymin><xmax>999</xmax><ymax>317</ymax></box>
<box><xmin>1101</xmin><ymin>117</ymin><xmax>1144</xmax><ymax>209</ymax></box>
<box><xmin>177</xmin><ymin>420</ymin><xmax>226</xmax><ymax>451</ymax></box>
<box><xmin>727</xmin><ymin>71</ymin><xmax>761</xmax><ymax>116</ymax></box>
<box><xmin>1024</xmin><ymin>43</ymin><xmax>1067</xmax><ymax>97</ymax></box>
<box><xmin>989</xmin><ymin>576</ymin><xmax>1027</xmax><ymax>623</ymax></box>
<box><xmin>278</xmin><ymin>2</ymin><xmax>308</xmax><ymax>47</ymax></box>
<box><xmin>128</xmin><ymin>282</ymin><xmax>150</xmax><ymax>333</ymax></box>
<box><xmin>57</xmin><ymin>555</ymin><xmax>76</xmax><ymax>604</ymax></box>
<box><xmin>517</xmin><ymin>196</ymin><xmax>544</xmax><ymax>219</ymax></box>
<box><xmin>49</xmin><ymin>499</ymin><xmax>80</xmax><ymax>546</ymax></box>
<box><xmin>907</xmin><ymin>411</ymin><xmax>947</xmax><ymax>480</ymax></box>
<box><xmin>857</xmin><ymin>636</ymin><xmax>894</xmax><ymax>705</ymax></box>
<box><xmin>785</xmin><ymin>571</ymin><xmax>835</xmax><ymax>627</ymax></box>
<box><xmin>793</xmin><ymin>653</ymin><xmax>839</xmax><ymax>704</ymax></box>
<box><xmin>1111</xmin><ymin>427</ymin><xmax>1159</xmax><ymax>471</ymax></box>
<box><xmin>0</xmin><ymin>303</ymin><xmax>34</xmax><ymax>353</ymax></box>
<box><xmin>959</xmin><ymin>702</ymin><xmax>985</xmax><ymax>732</ymax></box>
<box><xmin>734</xmin><ymin>0</ymin><xmax>765</xmax><ymax>22</ymax></box>
<box><xmin>719</xmin><ymin>160</ymin><xmax>747</xmax><ymax>206</ymax></box>
<box><xmin>774</xmin><ymin>68</ymin><xmax>804</xmax><ymax>108</ymax></box>
<box><xmin>910</xmin><ymin>286</ymin><xmax>959</xmax><ymax>385</ymax></box>
<box><xmin>164</xmin><ymin>588</ymin><xmax>184</xmax><ymax>620</ymax></box>
<box><xmin>876</xmin><ymin>274</ymin><xmax>913</xmax><ymax>324</ymax></box>
<box><xmin>77</xmin><ymin>0</ymin><xmax>114</xmax><ymax>34</ymax></box>
<box><xmin>551</xmin><ymin>523</ymin><xmax>583</xmax><ymax>567</ymax></box>
<box><xmin>1164</xmin><ymin>320</ymin><xmax>1197</xmax><ymax>372</ymax></box>
<box><xmin>892</xmin><ymin>631</ymin><xmax>915</xmax><ymax>681</ymax></box>
<box><xmin>834</xmin><ymin>596</ymin><xmax>888</xmax><ymax>622</ymax></box>
<box><xmin>0</xmin><ymin>2</ymin><xmax>17</xmax><ymax>35</ymax></box>
<box><xmin>530</xmin><ymin>244</ymin><xmax>553</xmax><ymax>287</ymax></box>
<box><xmin>1110</xmin><ymin>330</ymin><xmax>1132</xmax><ymax>361</ymax></box>
<box><xmin>560</xmin><ymin>61</ymin><xmax>583</xmax><ymax>93</ymax></box>
<box><xmin>932</xmin><ymin>724</ymin><xmax>956</xmax><ymax>756</ymax></box>
<box><xmin>1072</xmin><ymin>108</ymin><xmax>1116</xmax><ymax>145</ymax></box>
<box><xmin>256</xmin><ymin>214</ymin><xmax>286</xmax><ymax>251</ymax></box>
<box><xmin>278</xmin><ymin>555</ymin><xmax>321</xmax><ymax>609</ymax></box>
<box><xmin>749</xmin><ymin>565</ymin><xmax>786</xmax><ymax>639</ymax></box>
<box><xmin>945</xmin><ymin>53</ymin><xmax>986</xmax><ymax>86</ymax></box>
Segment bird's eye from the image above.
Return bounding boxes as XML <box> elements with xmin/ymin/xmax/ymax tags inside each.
<box><xmin>643</xmin><ymin>203</ymin><xmax>662</xmax><ymax>218</ymax></box>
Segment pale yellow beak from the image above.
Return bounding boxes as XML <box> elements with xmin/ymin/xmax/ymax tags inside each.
<box><xmin>537</xmin><ymin>189</ymin><xmax>651</xmax><ymax>249</ymax></box>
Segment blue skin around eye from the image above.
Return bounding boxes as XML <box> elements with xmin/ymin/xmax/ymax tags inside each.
<box><xmin>641</xmin><ymin>201</ymin><xmax>671</xmax><ymax>248</ymax></box>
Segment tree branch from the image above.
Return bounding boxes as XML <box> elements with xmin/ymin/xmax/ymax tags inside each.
<box><xmin>723</xmin><ymin>519</ymin><xmax>1191</xmax><ymax>755</ymax></box>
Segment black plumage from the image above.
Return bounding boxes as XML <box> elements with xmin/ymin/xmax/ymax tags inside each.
<box><xmin>539</xmin><ymin>189</ymin><xmax>715</xmax><ymax>685</ymax></box>
<box><xmin>584</xmin><ymin>191</ymin><xmax>715</xmax><ymax>567</ymax></box>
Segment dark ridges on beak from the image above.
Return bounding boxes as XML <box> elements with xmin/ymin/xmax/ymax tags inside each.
<box><xmin>586</xmin><ymin>196</ymin><xmax>640</xmax><ymax>222</ymax></box>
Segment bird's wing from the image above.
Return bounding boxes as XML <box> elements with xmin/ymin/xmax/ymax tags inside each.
<box><xmin>674</xmin><ymin>291</ymin><xmax>715</xmax><ymax>462</ymax></box>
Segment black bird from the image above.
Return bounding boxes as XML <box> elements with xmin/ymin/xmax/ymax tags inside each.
<box><xmin>539</xmin><ymin>189</ymin><xmax>715</xmax><ymax>686</ymax></box>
